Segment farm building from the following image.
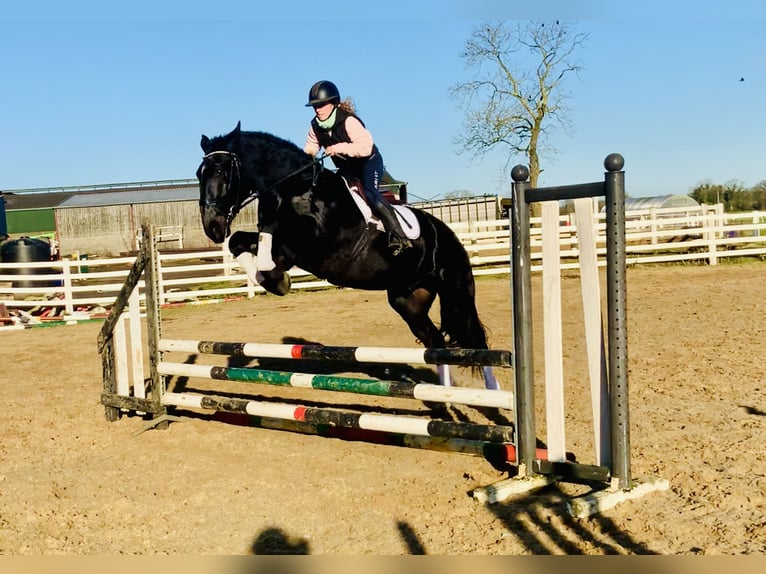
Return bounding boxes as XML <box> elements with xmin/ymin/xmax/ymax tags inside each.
<box><xmin>1</xmin><ymin>179</ymin><xmax>250</xmax><ymax>257</ymax></box>
<box><xmin>3</xmin><ymin>180</ymin><xmax>244</xmax><ymax>256</ymax></box>
<box><xmin>52</xmin><ymin>182</ymin><xmax>258</xmax><ymax>256</ymax></box>
<box><xmin>2</xmin><ymin>189</ymin><xmax>73</xmax><ymax>240</ymax></box>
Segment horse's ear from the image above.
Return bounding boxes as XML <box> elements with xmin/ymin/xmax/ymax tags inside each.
<box><xmin>200</xmin><ymin>135</ymin><xmax>211</xmax><ymax>154</ymax></box>
<box><xmin>229</xmin><ymin>121</ymin><xmax>242</xmax><ymax>152</ymax></box>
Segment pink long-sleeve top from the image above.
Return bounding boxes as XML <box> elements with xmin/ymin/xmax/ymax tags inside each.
<box><xmin>304</xmin><ymin>115</ymin><xmax>374</xmax><ymax>158</ymax></box>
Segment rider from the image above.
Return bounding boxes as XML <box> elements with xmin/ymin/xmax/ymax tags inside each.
<box><xmin>303</xmin><ymin>80</ymin><xmax>412</xmax><ymax>256</ymax></box>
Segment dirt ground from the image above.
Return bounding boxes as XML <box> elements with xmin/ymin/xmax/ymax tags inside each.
<box><xmin>1</xmin><ymin>261</ymin><xmax>764</xmax><ymax>555</ymax></box>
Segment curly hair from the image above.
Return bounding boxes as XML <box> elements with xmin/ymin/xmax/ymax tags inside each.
<box><xmin>337</xmin><ymin>98</ymin><xmax>357</xmax><ymax>114</ymax></box>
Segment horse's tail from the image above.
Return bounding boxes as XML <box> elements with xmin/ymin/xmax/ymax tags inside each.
<box><xmin>434</xmin><ymin>221</ymin><xmax>489</xmax><ymax>350</ymax></box>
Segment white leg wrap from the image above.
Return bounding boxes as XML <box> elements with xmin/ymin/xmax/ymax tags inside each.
<box><xmin>482</xmin><ymin>366</ymin><xmax>500</xmax><ymax>390</ymax></box>
<box><xmin>235</xmin><ymin>252</ymin><xmax>261</xmax><ymax>285</ymax></box>
<box><xmin>256</xmin><ymin>232</ymin><xmax>275</xmax><ymax>271</ymax></box>
<box><xmin>437</xmin><ymin>364</ymin><xmax>452</xmax><ymax>387</ymax></box>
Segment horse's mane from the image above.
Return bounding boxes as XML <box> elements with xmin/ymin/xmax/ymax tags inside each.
<box><xmin>241</xmin><ymin>130</ymin><xmax>303</xmax><ymax>154</ymax></box>
<box><xmin>204</xmin><ymin>127</ymin><xmax>306</xmax><ymax>161</ymax></box>
<box><xmin>239</xmin><ymin>131</ymin><xmax>316</xmax><ymax>176</ymax></box>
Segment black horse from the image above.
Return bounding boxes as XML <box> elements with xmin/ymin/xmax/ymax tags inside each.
<box><xmin>197</xmin><ymin>122</ymin><xmax>498</xmax><ymax>388</ymax></box>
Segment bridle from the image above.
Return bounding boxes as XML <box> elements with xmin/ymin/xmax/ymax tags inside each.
<box><xmin>198</xmin><ymin>150</ymin><xmax>327</xmax><ymax>229</ymax></box>
<box><xmin>198</xmin><ymin>151</ymin><xmax>244</xmax><ymax>227</ymax></box>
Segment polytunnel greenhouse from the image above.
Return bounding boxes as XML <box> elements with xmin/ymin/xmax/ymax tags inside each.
<box><xmin>623</xmin><ymin>195</ymin><xmax>700</xmax><ymax>211</ymax></box>
<box><xmin>561</xmin><ymin>194</ymin><xmax>702</xmax><ymax>216</ymax></box>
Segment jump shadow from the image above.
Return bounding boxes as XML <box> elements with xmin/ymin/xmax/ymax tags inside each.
<box><xmin>483</xmin><ymin>483</ymin><xmax>660</xmax><ymax>554</ymax></box>
<box><xmin>740</xmin><ymin>404</ymin><xmax>766</xmax><ymax>416</ymax></box>
<box><xmin>164</xmin><ymin>381</ymin><xmax>515</xmax><ymax>426</ymax></box>
<box><xmin>396</xmin><ymin>521</ymin><xmax>427</xmax><ymax>554</ymax></box>
<box><xmin>394</xmin><ymin>486</ymin><xmax>662</xmax><ymax>555</ymax></box>
<box><xmin>163</xmin><ymin>352</ymin><xmax>199</xmax><ymax>393</ymax></box>
<box><xmin>240</xmin><ymin>496</ymin><xmax>658</xmax><ymax>555</ymax></box>
<box><xmin>171</xmin><ymin>388</ymin><xmax>432</xmax><ymax>418</ymax></box>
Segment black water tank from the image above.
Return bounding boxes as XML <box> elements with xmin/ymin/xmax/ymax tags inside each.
<box><xmin>0</xmin><ymin>192</ymin><xmax>7</xmax><ymax>239</ymax></box>
<box><xmin>0</xmin><ymin>237</ymin><xmax>59</xmax><ymax>289</ymax></box>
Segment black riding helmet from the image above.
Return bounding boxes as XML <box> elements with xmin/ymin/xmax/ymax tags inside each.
<box><xmin>305</xmin><ymin>80</ymin><xmax>340</xmax><ymax>107</ymax></box>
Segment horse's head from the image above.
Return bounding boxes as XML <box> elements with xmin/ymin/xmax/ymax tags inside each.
<box><xmin>197</xmin><ymin>124</ymin><xmax>326</xmax><ymax>243</ymax></box>
<box><xmin>197</xmin><ymin>121</ymin><xmax>243</xmax><ymax>243</ymax></box>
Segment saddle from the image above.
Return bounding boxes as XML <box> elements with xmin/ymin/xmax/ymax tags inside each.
<box><xmin>339</xmin><ymin>176</ymin><xmax>420</xmax><ymax>240</ymax></box>
<box><xmin>344</xmin><ymin>176</ymin><xmax>402</xmax><ymax>205</ymax></box>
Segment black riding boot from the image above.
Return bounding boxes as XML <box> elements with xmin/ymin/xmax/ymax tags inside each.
<box><xmin>373</xmin><ymin>201</ymin><xmax>412</xmax><ymax>256</ymax></box>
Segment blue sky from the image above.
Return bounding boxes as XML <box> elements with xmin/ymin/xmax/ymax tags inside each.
<box><xmin>1</xmin><ymin>1</ymin><xmax>765</xmax><ymax>200</ymax></box>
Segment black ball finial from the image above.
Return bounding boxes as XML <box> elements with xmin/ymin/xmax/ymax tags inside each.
<box><xmin>604</xmin><ymin>153</ymin><xmax>624</xmax><ymax>172</ymax></box>
<box><xmin>511</xmin><ymin>164</ymin><xmax>530</xmax><ymax>182</ymax></box>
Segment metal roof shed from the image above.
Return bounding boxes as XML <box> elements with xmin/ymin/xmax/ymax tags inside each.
<box><xmin>56</xmin><ymin>187</ymin><xmax>198</xmax><ymax>209</ymax></box>
<box><xmin>54</xmin><ymin>187</ymin><xmax>257</xmax><ymax>256</ymax></box>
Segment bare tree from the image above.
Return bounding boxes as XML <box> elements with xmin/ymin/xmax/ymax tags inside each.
<box><xmin>451</xmin><ymin>21</ymin><xmax>588</xmax><ymax>189</ymax></box>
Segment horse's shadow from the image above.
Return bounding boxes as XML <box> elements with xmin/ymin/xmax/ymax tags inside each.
<box><xmin>249</xmin><ymin>526</ymin><xmax>310</xmax><ymax>555</ymax></box>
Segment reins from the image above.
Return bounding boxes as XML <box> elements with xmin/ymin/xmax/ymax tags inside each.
<box><xmin>238</xmin><ymin>151</ymin><xmax>328</xmax><ymax>212</ymax></box>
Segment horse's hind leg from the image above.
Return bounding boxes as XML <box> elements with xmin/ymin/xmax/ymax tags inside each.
<box><xmin>481</xmin><ymin>366</ymin><xmax>500</xmax><ymax>390</ymax></box>
<box><xmin>389</xmin><ymin>286</ymin><xmax>500</xmax><ymax>390</ymax></box>
<box><xmin>388</xmin><ymin>287</ymin><xmax>444</xmax><ymax>348</ymax></box>
<box><xmin>388</xmin><ymin>287</ymin><xmax>455</xmax><ymax>386</ymax></box>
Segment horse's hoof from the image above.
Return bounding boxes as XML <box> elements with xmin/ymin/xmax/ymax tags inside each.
<box><xmin>275</xmin><ymin>272</ymin><xmax>292</xmax><ymax>295</ymax></box>
<box><xmin>260</xmin><ymin>271</ymin><xmax>291</xmax><ymax>296</ymax></box>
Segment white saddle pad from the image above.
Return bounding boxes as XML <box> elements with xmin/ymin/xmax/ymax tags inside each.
<box><xmin>345</xmin><ymin>182</ymin><xmax>420</xmax><ymax>240</ymax></box>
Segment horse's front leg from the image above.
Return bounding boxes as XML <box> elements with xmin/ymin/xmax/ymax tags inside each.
<box><xmin>228</xmin><ymin>230</ymin><xmax>292</xmax><ymax>296</ymax></box>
